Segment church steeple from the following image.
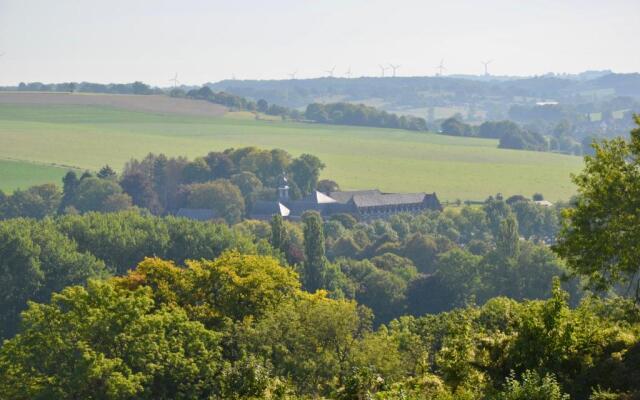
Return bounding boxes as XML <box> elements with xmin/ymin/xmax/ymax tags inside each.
<box><xmin>277</xmin><ymin>172</ymin><xmax>289</xmax><ymax>202</ymax></box>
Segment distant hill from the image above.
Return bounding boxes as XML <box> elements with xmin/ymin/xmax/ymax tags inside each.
<box><xmin>206</xmin><ymin>73</ymin><xmax>640</xmax><ymax>120</ymax></box>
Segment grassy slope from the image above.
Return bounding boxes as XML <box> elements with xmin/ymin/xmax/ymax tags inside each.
<box><xmin>0</xmin><ymin>159</ymin><xmax>77</xmax><ymax>192</ymax></box>
<box><xmin>0</xmin><ymin>103</ymin><xmax>582</xmax><ymax>201</ymax></box>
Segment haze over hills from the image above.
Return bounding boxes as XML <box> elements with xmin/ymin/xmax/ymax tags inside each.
<box><xmin>206</xmin><ymin>71</ymin><xmax>640</xmax><ymax>117</ymax></box>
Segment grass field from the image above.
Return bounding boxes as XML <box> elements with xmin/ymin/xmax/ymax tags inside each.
<box><xmin>0</xmin><ymin>99</ymin><xmax>583</xmax><ymax>201</ymax></box>
<box><xmin>0</xmin><ymin>159</ymin><xmax>79</xmax><ymax>192</ymax></box>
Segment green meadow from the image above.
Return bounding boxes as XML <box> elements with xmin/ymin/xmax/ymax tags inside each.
<box><xmin>0</xmin><ymin>159</ymin><xmax>79</xmax><ymax>192</ymax></box>
<box><xmin>0</xmin><ymin>103</ymin><xmax>582</xmax><ymax>201</ymax></box>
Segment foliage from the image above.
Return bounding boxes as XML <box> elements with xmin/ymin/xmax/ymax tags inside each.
<box><xmin>181</xmin><ymin>180</ymin><xmax>245</xmax><ymax>224</ymax></box>
<box><xmin>302</xmin><ymin>211</ymin><xmax>328</xmax><ymax>291</ymax></box>
<box><xmin>0</xmin><ymin>218</ymin><xmax>107</xmax><ymax>338</ymax></box>
<box><xmin>0</xmin><ymin>280</ymin><xmax>224</xmax><ymax>399</ymax></box>
<box><xmin>555</xmin><ymin>115</ymin><xmax>640</xmax><ymax>300</ymax></box>
<box><xmin>496</xmin><ymin>370</ymin><xmax>569</xmax><ymax>400</ymax></box>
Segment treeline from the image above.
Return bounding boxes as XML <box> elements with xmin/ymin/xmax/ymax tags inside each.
<box><xmin>441</xmin><ymin>117</ymin><xmax>550</xmax><ymax>151</ymax></box>
<box><xmin>305</xmin><ymin>102</ymin><xmax>428</xmax><ymax>131</ymax></box>
<box><xmin>172</xmin><ymin>85</ymin><xmax>303</xmax><ymax>119</ymax></box>
<box><xmin>3</xmin><ymin>81</ymin><xmax>161</xmax><ymax>95</ymax></box>
<box><xmin>179</xmin><ymin>86</ymin><xmax>431</xmax><ymax>132</ymax></box>
<box><xmin>0</xmin><ymin>147</ymin><xmax>326</xmax><ymax>223</ymax></box>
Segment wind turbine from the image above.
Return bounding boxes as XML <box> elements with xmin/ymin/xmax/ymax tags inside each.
<box><xmin>389</xmin><ymin>64</ymin><xmax>401</xmax><ymax>77</ymax></box>
<box><xmin>288</xmin><ymin>70</ymin><xmax>298</xmax><ymax>80</ymax></box>
<box><xmin>378</xmin><ymin>64</ymin><xmax>389</xmax><ymax>77</ymax></box>
<box><xmin>345</xmin><ymin>66</ymin><xmax>352</xmax><ymax>79</ymax></box>
<box><xmin>169</xmin><ymin>73</ymin><xmax>179</xmax><ymax>88</ymax></box>
<box><xmin>435</xmin><ymin>59</ymin><xmax>446</xmax><ymax>76</ymax></box>
<box><xmin>324</xmin><ymin>66</ymin><xmax>336</xmax><ymax>78</ymax></box>
<box><xmin>481</xmin><ymin>60</ymin><xmax>493</xmax><ymax>76</ymax></box>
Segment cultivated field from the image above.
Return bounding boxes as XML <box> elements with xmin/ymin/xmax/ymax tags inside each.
<box><xmin>0</xmin><ymin>92</ymin><xmax>227</xmax><ymax>117</ymax></box>
<box><xmin>0</xmin><ymin>96</ymin><xmax>583</xmax><ymax>201</ymax></box>
<box><xmin>0</xmin><ymin>159</ymin><xmax>78</xmax><ymax>192</ymax></box>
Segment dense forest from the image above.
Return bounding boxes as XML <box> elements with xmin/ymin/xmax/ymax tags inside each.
<box><xmin>1</xmin><ymin>119</ymin><xmax>640</xmax><ymax>399</ymax></box>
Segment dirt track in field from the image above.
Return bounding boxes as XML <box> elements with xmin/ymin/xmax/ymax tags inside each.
<box><xmin>0</xmin><ymin>92</ymin><xmax>228</xmax><ymax>117</ymax></box>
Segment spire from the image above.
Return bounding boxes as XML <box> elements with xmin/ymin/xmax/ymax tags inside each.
<box><xmin>278</xmin><ymin>172</ymin><xmax>289</xmax><ymax>202</ymax></box>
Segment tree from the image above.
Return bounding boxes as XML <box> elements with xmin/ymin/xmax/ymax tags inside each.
<box><xmin>302</xmin><ymin>211</ymin><xmax>327</xmax><ymax>291</ymax></box>
<box><xmin>532</xmin><ymin>193</ymin><xmax>544</xmax><ymax>201</ymax></box>
<box><xmin>0</xmin><ymin>280</ymin><xmax>224</xmax><ymax>399</ymax></box>
<box><xmin>101</xmin><ymin>193</ymin><xmax>133</xmax><ymax>212</ymax></box>
<box><xmin>257</xmin><ymin>99</ymin><xmax>269</xmax><ymax>113</ymax></box>
<box><xmin>317</xmin><ymin>179</ymin><xmax>340</xmax><ymax>193</ymax></box>
<box><xmin>435</xmin><ymin>249</ymin><xmax>482</xmax><ymax>307</ymax></box>
<box><xmin>120</xmin><ymin>171</ymin><xmax>159</xmax><ymax>211</ymax></box>
<box><xmin>289</xmin><ymin>154</ymin><xmax>325</xmax><ymax>196</ymax></box>
<box><xmin>270</xmin><ymin>214</ymin><xmax>287</xmax><ymax>254</ymax></box>
<box><xmin>511</xmin><ymin>201</ymin><xmax>545</xmax><ymax>240</ymax></box>
<box><xmin>152</xmin><ymin>154</ymin><xmax>169</xmax><ymax>210</ymax></box>
<box><xmin>441</xmin><ymin>116</ymin><xmax>474</xmax><ymax>136</ymax></box>
<box><xmin>97</xmin><ymin>164</ymin><xmax>117</xmax><ymax>179</ymax></box>
<box><xmin>204</xmin><ymin>152</ymin><xmax>235</xmax><ymax>179</ymax></box>
<box><xmin>402</xmin><ymin>233</ymin><xmax>438</xmax><ymax>273</ymax></box>
<box><xmin>181</xmin><ymin>158</ymin><xmax>211</xmax><ymax>184</ymax></box>
<box><xmin>0</xmin><ymin>184</ymin><xmax>62</xmax><ymax>219</ymax></box>
<box><xmin>183</xmin><ymin>180</ymin><xmax>245</xmax><ymax>224</ymax></box>
<box><xmin>231</xmin><ymin>171</ymin><xmax>263</xmax><ymax>198</ymax></box>
<box><xmin>478</xmin><ymin>120</ymin><xmax>522</xmax><ymax>139</ymax></box>
<box><xmin>131</xmin><ymin>80</ymin><xmax>151</xmax><ymax>94</ymax></box>
<box><xmin>496</xmin><ymin>371</ymin><xmax>569</xmax><ymax>400</ymax></box>
<box><xmin>555</xmin><ymin>116</ymin><xmax>640</xmax><ymax>300</ymax></box>
<box><xmin>72</xmin><ymin>177</ymin><xmax>128</xmax><ymax>213</ymax></box>
<box><xmin>484</xmin><ymin>196</ymin><xmax>513</xmax><ymax>237</ymax></box>
<box><xmin>496</xmin><ymin>214</ymin><xmax>520</xmax><ymax>260</ymax></box>
<box><xmin>60</xmin><ymin>171</ymin><xmax>79</xmax><ymax>211</ymax></box>
<box><xmin>0</xmin><ymin>219</ymin><xmax>106</xmax><ymax>339</ymax></box>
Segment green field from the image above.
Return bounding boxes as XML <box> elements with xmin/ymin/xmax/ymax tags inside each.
<box><xmin>0</xmin><ymin>159</ymin><xmax>79</xmax><ymax>192</ymax></box>
<box><xmin>0</xmin><ymin>103</ymin><xmax>583</xmax><ymax>201</ymax></box>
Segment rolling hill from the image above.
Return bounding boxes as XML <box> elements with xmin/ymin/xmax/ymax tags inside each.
<box><xmin>0</xmin><ymin>93</ymin><xmax>582</xmax><ymax>201</ymax></box>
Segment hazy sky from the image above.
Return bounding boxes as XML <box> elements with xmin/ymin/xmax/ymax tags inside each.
<box><xmin>1</xmin><ymin>0</ymin><xmax>639</xmax><ymax>86</ymax></box>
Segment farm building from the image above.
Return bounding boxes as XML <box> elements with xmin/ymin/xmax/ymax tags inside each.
<box><xmin>249</xmin><ymin>175</ymin><xmax>442</xmax><ymax>220</ymax></box>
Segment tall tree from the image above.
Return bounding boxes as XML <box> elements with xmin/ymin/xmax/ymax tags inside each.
<box><xmin>59</xmin><ymin>170</ymin><xmax>79</xmax><ymax>212</ymax></box>
<box><xmin>302</xmin><ymin>211</ymin><xmax>327</xmax><ymax>291</ymax></box>
<box><xmin>270</xmin><ymin>214</ymin><xmax>287</xmax><ymax>254</ymax></box>
<box><xmin>496</xmin><ymin>214</ymin><xmax>520</xmax><ymax>260</ymax></box>
<box><xmin>152</xmin><ymin>154</ymin><xmax>169</xmax><ymax>211</ymax></box>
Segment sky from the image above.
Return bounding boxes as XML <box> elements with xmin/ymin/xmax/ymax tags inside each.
<box><xmin>0</xmin><ymin>0</ymin><xmax>639</xmax><ymax>86</ymax></box>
